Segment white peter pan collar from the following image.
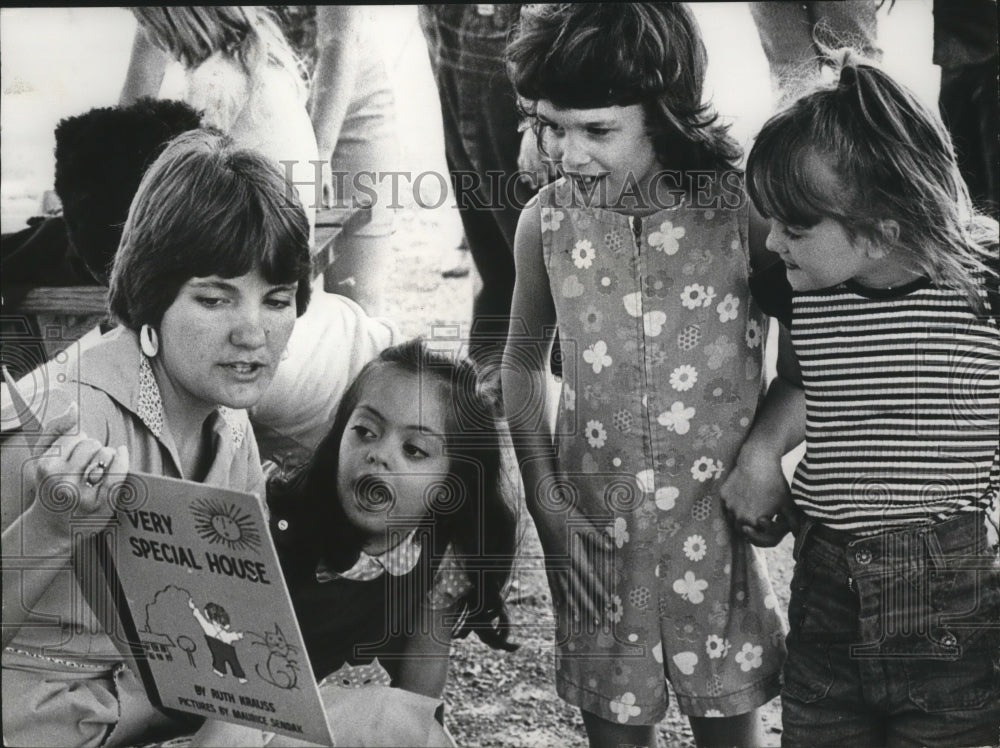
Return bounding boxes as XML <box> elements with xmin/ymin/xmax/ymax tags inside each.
<box><xmin>314</xmin><ymin>530</ymin><xmax>422</xmax><ymax>583</ymax></box>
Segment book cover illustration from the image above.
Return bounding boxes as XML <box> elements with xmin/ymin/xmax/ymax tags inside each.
<box><xmin>96</xmin><ymin>472</ymin><xmax>334</xmax><ymax>745</ymax></box>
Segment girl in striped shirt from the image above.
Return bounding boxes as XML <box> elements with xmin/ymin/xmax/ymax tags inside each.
<box><xmin>724</xmin><ymin>52</ymin><xmax>1000</xmax><ymax>747</ymax></box>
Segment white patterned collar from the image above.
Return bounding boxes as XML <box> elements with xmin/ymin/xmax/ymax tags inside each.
<box><xmin>136</xmin><ymin>351</ymin><xmax>244</xmax><ymax>448</ymax></box>
<box><xmin>136</xmin><ymin>353</ymin><xmax>166</xmax><ymax>439</ymax></box>
<box><xmin>315</xmin><ymin>530</ymin><xmax>422</xmax><ymax>583</ymax></box>
<box><xmin>68</xmin><ymin>327</ymin><xmax>249</xmax><ymax>450</ymax></box>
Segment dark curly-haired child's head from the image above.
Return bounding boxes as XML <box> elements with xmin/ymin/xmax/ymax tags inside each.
<box><xmin>53</xmin><ymin>97</ymin><xmax>203</xmax><ymax>284</ymax></box>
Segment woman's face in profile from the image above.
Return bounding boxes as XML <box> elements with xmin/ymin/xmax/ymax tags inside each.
<box><xmin>155</xmin><ymin>270</ymin><xmax>297</xmax><ymax>414</ymax></box>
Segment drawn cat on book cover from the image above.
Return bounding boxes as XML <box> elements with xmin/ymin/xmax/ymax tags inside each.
<box><xmin>251</xmin><ymin>624</ymin><xmax>300</xmax><ymax>689</ymax></box>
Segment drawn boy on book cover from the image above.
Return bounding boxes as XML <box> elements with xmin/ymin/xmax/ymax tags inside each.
<box><xmin>188</xmin><ymin>598</ymin><xmax>247</xmax><ymax>683</ymax></box>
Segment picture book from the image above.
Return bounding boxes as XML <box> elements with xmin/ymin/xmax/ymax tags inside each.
<box><xmin>81</xmin><ymin>471</ymin><xmax>334</xmax><ymax>745</ymax></box>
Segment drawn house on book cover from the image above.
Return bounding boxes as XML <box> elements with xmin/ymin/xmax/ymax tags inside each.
<box><xmin>82</xmin><ymin>471</ymin><xmax>334</xmax><ymax>745</ymax></box>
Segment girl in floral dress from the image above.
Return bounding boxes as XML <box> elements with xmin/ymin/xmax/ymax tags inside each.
<box><xmin>501</xmin><ymin>5</ymin><xmax>785</xmax><ymax>746</ymax></box>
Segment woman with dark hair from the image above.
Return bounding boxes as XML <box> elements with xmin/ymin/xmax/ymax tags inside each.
<box><xmin>1</xmin><ymin>129</ymin><xmax>312</xmax><ymax>747</ymax></box>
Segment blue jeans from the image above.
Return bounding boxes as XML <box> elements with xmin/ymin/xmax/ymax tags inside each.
<box><xmin>418</xmin><ymin>4</ymin><xmax>532</xmax><ymax>364</ymax></box>
<box><xmin>749</xmin><ymin>1</ymin><xmax>880</xmax><ymax>103</ymax></box>
<box><xmin>782</xmin><ymin>511</ymin><xmax>1000</xmax><ymax>748</ymax></box>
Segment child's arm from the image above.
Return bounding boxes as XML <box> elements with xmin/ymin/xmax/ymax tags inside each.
<box><xmin>309</xmin><ymin>6</ymin><xmax>363</xmax><ymax>207</ymax></box>
<box><xmin>119</xmin><ymin>24</ymin><xmax>170</xmax><ymax>106</ymax></box>
<box><xmin>217</xmin><ymin>629</ymin><xmax>243</xmax><ymax>644</ymax></box>
<box><xmin>392</xmin><ymin>596</ymin><xmax>452</xmax><ymax>699</ymax></box>
<box><xmin>720</xmin><ymin>323</ymin><xmax>805</xmax><ymax>546</ymax></box>
<box><xmin>189</xmin><ymin>604</ymin><xmax>212</xmax><ymax>634</ymax></box>
<box><xmin>501</xmin><ymin>200</ymin><xmax>611</xmax><ymax>621</ymax></box>
<box><xmin>501</xmin><ymin>199</ymin><xmax>558</xmax><ymax>527</ymax></box>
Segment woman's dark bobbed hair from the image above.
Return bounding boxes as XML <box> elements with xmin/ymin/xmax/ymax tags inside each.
<box><xmin>109</xmin><ymin>128</ymin><xmax>312</xmax><ymax>329</ymax></box>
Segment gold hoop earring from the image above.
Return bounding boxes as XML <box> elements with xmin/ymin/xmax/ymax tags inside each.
<box><xmin>140</xmin><ymin>324</ymin><xmax>159</xmax><ymax>358</ymax></box>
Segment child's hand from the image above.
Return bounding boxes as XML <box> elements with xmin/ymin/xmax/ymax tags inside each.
<box><xmin>740</xmin><ymin>497</ymin><xmax>805</xmax><ymax>547</ymax></box>
<box><xmin>319</xmin><ymin>165</ymin><xmax>336</xmax><ymax>211</ymax></box>
<box><xmin>720</xmin><ymin>446</ymin><xmax>791</xmax><ymax>536</ymax></box>
<box><xmin>739</xmin><ymin>514</ymin><xmax>789</xmax><ymax>548</ymax></box>
<box><xmin>543</xmin><ymin>524</ymin><xmax>613</xmax><ymax>626</ymax></box>
<box><xmin>532</xmin><ymin>483</ymin><xmax>614</xmax><ymax>626</ymax></box>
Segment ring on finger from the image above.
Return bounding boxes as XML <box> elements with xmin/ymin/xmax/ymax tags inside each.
<box><xmin>84</xmin><ymin>459</ymin><xmax>109</xmax><ymax>487</ymax></box>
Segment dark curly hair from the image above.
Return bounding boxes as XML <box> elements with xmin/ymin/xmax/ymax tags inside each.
<box><xmin>203</xmin><ymin>602</ymin><xmax>230</xmax><ymax>627</ymax></box>
<box><xmin>270</xmin><ymin>338</ymin><xmax>520</xmax><ymax>652</ymax></box>
<box><xmin>53</xmin><ymin>97</ymin><xmax>203</xmax><ymax>284</ymax></box>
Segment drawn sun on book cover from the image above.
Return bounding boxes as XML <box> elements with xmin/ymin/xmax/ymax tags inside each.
<box><xmin>192</xmin><ymin>498</ymin><xmax>261</xmax><ymax>552</ymax></box>
<box><xmin>92</xmin><ymin>472</ymin><xmax>333</xmax><ymax>744</ymax></box>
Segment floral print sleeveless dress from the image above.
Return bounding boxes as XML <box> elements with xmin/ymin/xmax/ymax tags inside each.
<box><xmin>538</xmin><ymin>177</ymin><xmax>786</xmax><ymax>722</ymax></box>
